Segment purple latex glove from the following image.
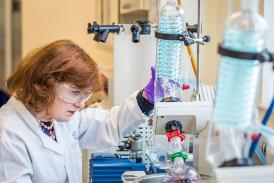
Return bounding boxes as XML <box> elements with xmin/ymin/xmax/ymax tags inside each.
<box><xmin>143</xmin><ymin>67</ymin><xmax>155</xmax><ymax>104</ymax></box>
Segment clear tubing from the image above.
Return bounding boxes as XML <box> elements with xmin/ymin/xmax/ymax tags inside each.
<box><xmin>168</xmin><ymin>136</ymin><xmax>186</xmax><ymax>168</ymax></box>
<box><xmin>241</xmin><ymin>0</ymin><xmax>259</xmax><ymax>12</ymax></box>
<box><xmin>169</xmin><ymin>136</ymin><xmax>183</xmax><ymax>154</ymax></box>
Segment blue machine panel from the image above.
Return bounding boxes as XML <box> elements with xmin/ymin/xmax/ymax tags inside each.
<box><xmin>90</xmin><ymin>157</ymin><xmax>146</xmax><ymax>183</ymax></box>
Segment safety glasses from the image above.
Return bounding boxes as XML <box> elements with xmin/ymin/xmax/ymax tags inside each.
<box><xmin>55</xmin><ymin>83</ymin><xmax>92</xmax><ymax>104</ymax></box>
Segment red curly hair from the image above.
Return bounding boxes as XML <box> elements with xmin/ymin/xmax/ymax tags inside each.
<box><xmin>7</xmin><ymin>40</ymin><xmax>102</xmax><ymax>113</ymax></box>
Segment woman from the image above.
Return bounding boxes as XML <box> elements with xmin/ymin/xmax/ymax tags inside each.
<box><xmin>0</xmin><ymin>40</ymin><xmax>154</xmax><ymax>183</ymax></box>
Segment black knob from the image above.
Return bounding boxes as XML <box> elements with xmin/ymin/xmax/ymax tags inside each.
<box><xmin>137</xmin><ymin>20</ymin><xmax>151</xmax><ymax>34</ymax></box>
<box><xmin>165</xmin><ymin>120</ymin><xmax>183</xmax><ymax>133</ymax></box>
<box><xmin>186</xmin><ymin>23</ymin><xmax>198</xmax><ymax>33</ymax></box>
<box><xmin>87</xmin><ymin>23</ymin><xmax>93</xmax><ymax>34</ymax></box>
<box><xmin>203</xmin><ymin>35</ymin><xmax>210</xmax><ymax>43</ymax></box>
<box><xmin>184</xmin><ymin>39</ymin><xmax>194</xmax><ymax>46</ymax></box>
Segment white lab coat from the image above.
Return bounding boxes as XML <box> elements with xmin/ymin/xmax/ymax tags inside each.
<box><xmin>0</xmin><ymin>92</ymin><xmax>147</xmax><ymax>183</ymax></box>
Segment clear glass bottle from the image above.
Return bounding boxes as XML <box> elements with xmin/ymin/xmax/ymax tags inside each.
<box><xmin>207</xmin><ymin>0</ymin><xmax>268</xmax><ymax>167</ymax></box>
<box><xmin>155</xmin><ymin>0</ymin><xmax>185</xmax><ymax>102</ymax></box>
<box><xmin>164</xmin><ymin>136</ymin><xmax>200</xmax><ymax>183</ymax></box>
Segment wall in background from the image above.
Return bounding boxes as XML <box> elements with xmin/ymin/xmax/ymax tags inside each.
<box><xmin>22</xmin><ymin>0</ymin><xmax>117</xmax><ymax>71</ymax></box>
<box><xmin>0</xmin><ymin>0</ymin><xmax>5</xmax><ymax>87</ymax></box>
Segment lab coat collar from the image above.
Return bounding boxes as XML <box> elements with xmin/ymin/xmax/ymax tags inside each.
<box><xmin>9</xmin><ymin>97</ymin><xmax>64</xmax><ymax>155</ymax></box>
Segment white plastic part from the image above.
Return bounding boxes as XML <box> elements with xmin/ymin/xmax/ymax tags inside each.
<box><xmin>113</xmin><ymin>25</ymin><xmax>156</xmax><ymax>105</ymax></box>
<box><xmin>121</xmin><ymin>171</ymin><xmax>146</xmax><ymax>183</ymax></box>
<box><xmin>153</xmin><ymin>101</ymin><xmax>213</xmax><ymax>135</ymax></box>
<box><xmin>215</xmin><ymin>165</ymin><xmax>274</xmax><ymax>183</ymax></box>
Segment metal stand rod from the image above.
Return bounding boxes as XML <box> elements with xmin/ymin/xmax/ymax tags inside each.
<box><xmin>196</xmin><ymin>0</ymin><xmax>201</xmax><ymax>97</ymax></box>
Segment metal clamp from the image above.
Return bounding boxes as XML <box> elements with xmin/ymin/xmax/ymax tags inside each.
<box><xmin>155</xmin><ymin>31</ymin><xmax>210</xmax><ymax>46</ymax></box>
<box><xmin>218</xmin><ymin>44</ymin><xmax>274</xmax><ymax>63</ymax></box>
<box><xmin>130</xmin><ymin>21</ymin><xmax>151</xmax><ymax>43</ymax></box>
<box><xmin>87</xmin><ymin>21</ymin><xmax>121</xmax><ymax>42</ymax></box>
<box><xmin>170</xmin><ymin>151</ymin><xmax>188</xmax><ymax>161</ymax></box>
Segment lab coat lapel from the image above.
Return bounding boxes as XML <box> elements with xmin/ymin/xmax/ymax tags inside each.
<box><xmin>9</xmin><ymin>97</ymin><xmax>64</xmax><ymax>155</ymax></box>
<box><xmin>54</xmin><ymin>122</ymin><xmax>80</xmax><ymax>183</ymax></box>
<box><xmin>39</xmin><ymin>127</ymin><xmax>64</xmax><ymax>156</ymax></box>
<box><xmin>53</xmin><ymin>122</ymin><xmax>66</xmax><ymax>149</ymax></box>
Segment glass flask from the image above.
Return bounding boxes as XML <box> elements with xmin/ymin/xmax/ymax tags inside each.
<box><xmin>207</xmin><ymin>0</ymin><xmax>268</xmax><ymax>167</ymax></box>
<box><xmin>155</xmin><ymin>0</ymin><xmax>185</xmax><ymax>102</ymax></box>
